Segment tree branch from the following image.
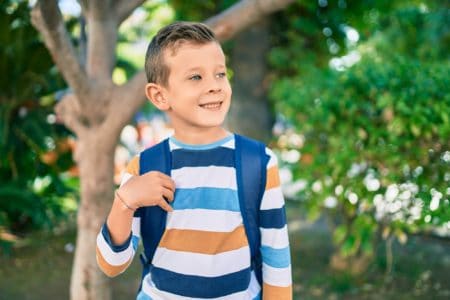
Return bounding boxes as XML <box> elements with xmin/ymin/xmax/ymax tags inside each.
<box><xmin>78</xmin><ymin>0</ymin><xmax>88</xmax><ymax>15</ymax></box>
<box><xmin>55</xmin><ymin>93</ymin><xmax>89</xmax><ymax>138</ymax></box>
<box><xmin>205</xmin><ymin>0</ymin><xmax>295</xmax><ymax>41</ymax></box>
<box><xmin>116</xmin><ymin>0</ymin><xmax>147</xmax><ymax>24</ymax></box>
<box><xmin>31</xmin><ymin>0</ymin><xmax>91</xmax><ymax>99</ymax></box>
<box><xmin>109</xmin><ymin>71</ymin><xmax>147</xmax><ymax>132</ymax></box>
<box><xmin>85</xmin><ymin>0</ymin><xmax>118</xmax><ymax>80</ymax></box>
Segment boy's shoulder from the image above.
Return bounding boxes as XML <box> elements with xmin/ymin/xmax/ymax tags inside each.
<box><xmin>234</xmin><ymin>133</ymin><xmax>277</xmax><ymax>163</ymax></box>
<box><xmin>232</xmin><ymin>133</ymin><xmax>265</xmax><ymax>148</ymax></box>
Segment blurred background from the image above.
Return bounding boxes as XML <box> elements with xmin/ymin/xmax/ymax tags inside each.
<box><xmin>0</xmin><ymin>0</ymin><xmax>449</xmax><ymax>299</ymax></box>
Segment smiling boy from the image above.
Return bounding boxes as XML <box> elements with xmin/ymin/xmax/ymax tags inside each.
<box><xmin>96</xmin><ymin>22</ymin><xmax>292</xmax><ymax>299</ymax></box>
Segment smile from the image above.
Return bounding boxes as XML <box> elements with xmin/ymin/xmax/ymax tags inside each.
<box><xmin>199</xmin><ymin>101</ymin><xmax>223</xmax><ymax>110</ymax></box>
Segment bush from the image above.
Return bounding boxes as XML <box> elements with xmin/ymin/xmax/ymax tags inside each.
<box><xmin>269</xmin><ymin>3</ymin><xmax>449</xmax><ymax>263</ymax></box>
<box><xmin>0</xmin><ymin>1</ymin><xmax>76</xmax><ymax>244</ymax></box>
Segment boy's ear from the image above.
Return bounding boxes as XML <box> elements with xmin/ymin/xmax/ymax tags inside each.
<box><xmin>145</xmin><ymin>83</ymin><xmax>170</xmax><ymax>110</ymax></box>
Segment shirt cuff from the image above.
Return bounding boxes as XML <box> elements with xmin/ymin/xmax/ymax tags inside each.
<box><xmin>101</xmin><ymin>222</ymin><xmax>132</xmax><ymax>252</ymax></box>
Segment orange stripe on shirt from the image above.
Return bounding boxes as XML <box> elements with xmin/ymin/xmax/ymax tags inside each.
<box><xmin>159</xmin><ymin>226</ymin><xmax>248</xmax><ymax>255</ymax></box>
<box><xmin>125</xmin><ymin>156</ymin><xmax>140</xmax><ymax>176</ymax></box>
<box><xmin>96</xmin><ymin>246</ymin><xmax>132</xmax><ymax>277</ymax></box>
<box><xmin>263</xmin><ymin>283</ymin><xmax>292</xmax><ymax>300</ymax></box>
<box><xmin>265</xmin><ymin>166</ymin><xmax>281</xmax><ymax>190</ymax></box>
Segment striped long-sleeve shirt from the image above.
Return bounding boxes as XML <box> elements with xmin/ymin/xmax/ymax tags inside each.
<box><xmin>96</xmin><ymin>134</ymin><xmax>292</xmax><ymax>299</ymax></box>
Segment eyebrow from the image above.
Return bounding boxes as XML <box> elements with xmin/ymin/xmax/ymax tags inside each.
<box><xmin>184</xmin><ymin>64</ymin><xmax>226</xmax><ymax>73</ymax></box>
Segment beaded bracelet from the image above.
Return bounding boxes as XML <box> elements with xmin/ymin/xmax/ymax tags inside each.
<box><xmin>115</xmin><ymin>190</ymin><xmax>136</xmax><ymax>212</ymax></box>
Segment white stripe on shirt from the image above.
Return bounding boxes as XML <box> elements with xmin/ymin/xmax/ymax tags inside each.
<box><xmin>152</xmin><ymin>246</ymin><xmax>251</xmax><ymax>277</ymax></box>
<box><xmin>120</xmin><ymin>172</ymin><xmax>133</xmax><ymax>186</ymax></box>
<box><xmin>260</xmin><ymin>187</ymin><xmax>285</xmax><ymax>210</ymax></box>
<box><xmin>166</xmin><ymin>209</ymin><xmax>243</xmax><ymax>232</ymax></box>
<box><xmin>172</xmin><ymin>166</ymin><xmax>237</xmax><ymax>190</ymax></box>
<box><xmin>132</xmin><ymin>217</ymin><xmax>141</xmax><ymax>238</ymax></box>
<box><xmin>260</xmin><ymin>225</ymin><xmax>290</xmax><ymax>249</ymax></box>
<box><xmin>262</xmin><ymin>263</ymin><xmax>292</xmax><ymax>286</ymax></box>
<box><xmin>96</xmin><ymin>232</ymin><xmax>134</xmax><ymax>265</ymax></box>
<box><xmin>265</xmin><ymin>148</ymin><xmax>278</xmax><ymax>169</ymax></box>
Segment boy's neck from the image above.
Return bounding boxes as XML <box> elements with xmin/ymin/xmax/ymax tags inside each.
<box><xmin>172</xmin><ymin>127</ymin><xmax>230</xmax><ymax>145</ymax></box>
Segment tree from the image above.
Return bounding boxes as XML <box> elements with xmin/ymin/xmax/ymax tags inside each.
<box><xmin>227</xmin><ymin>19</ymin><xmax>273</xmax><ymax>142</ymax></box>
<box><xmin>30</xmin><ymin>0</ymin><xmax>294</xmax><ymax>299</ymax></box>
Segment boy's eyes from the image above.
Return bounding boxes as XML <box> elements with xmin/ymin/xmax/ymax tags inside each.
<box><xmin>188</xmin><ymin>72</ymin><xmax>227</xmax><ymax>81</ymax></box>
<box><xmin>189</xmin><ymin>74</ymin><xmax>202</xmax><ymax>81</ymax></box>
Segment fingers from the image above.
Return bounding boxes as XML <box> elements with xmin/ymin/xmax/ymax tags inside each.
<box><xmin>159</xmin><ymin>173</ymin><xmax>176</xmax><ymax>192</ymax></box>
<box><xmin>140</xmin><ymin>171</ymin><xmax>176</xmax><ymax>209</ymax></box>
<box><xmin>158</xmin><ymin>198</ymin><xmax>173</xmax><ymax>212</ymax></box>
<box><xmin>147</xmin><ymin>171</ymin><xmax>176</xmax><ymax>192</ymax></box>
<box><xmin>162</xmin><ymin>186</ymin><xmax>174</xmax><ymax>202</ymax></box>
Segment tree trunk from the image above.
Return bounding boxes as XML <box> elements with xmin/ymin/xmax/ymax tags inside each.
<box><xmin>70</xmin><ymin>131</ymin><xmax>116</xmax><ymax>300</ymax></box>
<box><xmin>227</xmin><ymin>19</ymin><xmax>273</xmax><ymax>142</ymax></box>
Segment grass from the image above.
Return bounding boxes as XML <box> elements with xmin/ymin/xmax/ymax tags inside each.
<box><xmin>1</xmin><ymin>203</ymin><xmax>449</xmax><ymax>299</ymax></box>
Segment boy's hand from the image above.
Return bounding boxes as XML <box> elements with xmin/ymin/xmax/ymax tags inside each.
<box><xmin>118</xmin><ymin>171</ymin><xmax>175</xmax><ymax>212</ymax></box>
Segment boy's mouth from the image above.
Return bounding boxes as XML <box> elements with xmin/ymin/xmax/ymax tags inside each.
<box><xmin>199</xmin><ymin>101</ymin><xmax>223</xmax><ymax>110</ymax></box>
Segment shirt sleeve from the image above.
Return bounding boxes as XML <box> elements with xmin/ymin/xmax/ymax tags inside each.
<box><xmin>96</xmin><ymin>155</ymin><xmax>142</xmax><ymax>277</ymax></box>
<box><xmin>259</xmin><ymin>148</ymin><xmax>293</xmax><ymax>299</ymax></box>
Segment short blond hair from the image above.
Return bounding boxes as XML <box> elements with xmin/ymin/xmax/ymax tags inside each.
<box><xmin>144</xmin><ymin>21</ymin><xmax>217</xmax><ymax>86</ymax></box>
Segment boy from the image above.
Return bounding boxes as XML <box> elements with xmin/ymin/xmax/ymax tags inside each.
<box><xmin>96</xmin><ymin>21</ymin><xmax>292</xmax><ymax>299</ymax></box>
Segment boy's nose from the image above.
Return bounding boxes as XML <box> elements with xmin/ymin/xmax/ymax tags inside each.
<box><xmin>208</xmin><ymin>86</ymin><xmax>222</xmax><ymax>93</ymax></box>
<box><xmin>208</xmin><ymin>77</ymin><xmax>223</xmax><ymax>93</ymax></box>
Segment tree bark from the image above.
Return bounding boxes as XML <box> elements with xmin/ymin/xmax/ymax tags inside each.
<box><xmin>85</xmin><ymin>1</ymin><xmax>118</xmax><ymax>79</ymax></box>
<box><xmin>206</xmin><ymin>0</ymin><xmax>295</xmax><ymax>42</ymax></box>
<box><xmin>70</xmin><ymin>131</ymin><xmax>117</xmax><ymax>300</ymax></box>
<box><xmin>30</xmin><ymin>1</ymin><xmax>295</xmax><ymax>299</ymax></box>
<box><xmin>31</xmin><ymin>1</ymin><xmax>91</xmax><ymax>102</ymax></box>
<box><xmin>227</xmin><ymin>19</ymin><xmax>273</xmax><ymax>142</ymax></box>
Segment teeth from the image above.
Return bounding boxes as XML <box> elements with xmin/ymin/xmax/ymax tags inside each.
<box><xmin>201</xmin><ymin>102</ymin><xmax>221</xmax><ymax>109</ymax></box>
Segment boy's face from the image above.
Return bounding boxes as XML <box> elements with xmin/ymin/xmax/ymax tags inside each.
<box><xmin>155</xmin><ymin>42</ymin><xmax>232</xmax><ymax>134</ymax></box>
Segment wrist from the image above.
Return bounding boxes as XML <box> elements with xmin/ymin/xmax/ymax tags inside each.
<box><xmin>115</xmin><ymin>189</ymin><xmax>138</xmax><ymax>212</ymax></box>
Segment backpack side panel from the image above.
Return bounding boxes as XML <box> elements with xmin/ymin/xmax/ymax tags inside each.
<box><xmin>138</xmin><ymin>139</ymin><xmax>171</xmax><ymax>265</ymax></box>
<box><xmin>235</xmin><ymin>134</ymin><xmax>270</xmax><ymax>285</ymax></box>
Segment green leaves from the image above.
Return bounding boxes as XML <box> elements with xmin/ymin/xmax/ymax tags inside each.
<box><xmin>0</xmin><ymin>0</ymin><xmax>75</xmax><ymax>238</ymax></box>
<box><xmin>270</xmin><ymin>2</ymin><xmax>449</xmax><ymax>266</ymax></box>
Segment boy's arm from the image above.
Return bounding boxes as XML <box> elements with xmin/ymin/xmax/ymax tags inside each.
<box><xmin>259</xmin><ymin>149</ymin><xmax>292</xmax><ymax>300</ymax></box>
<box><xmin>96</xmin><ymin>156</ymin><xmax>141</xmax><ymax>277</ymax></box>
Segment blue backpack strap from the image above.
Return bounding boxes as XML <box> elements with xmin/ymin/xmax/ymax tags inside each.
<box><xmin>234</xmin><ymin>134</ymin><xmax>270</xmax><ymax>285</ymax></box>
<box><xmin>138</xmin><ymin>138</ymin><xmax>171</xmax><ymax>267</ymax></box>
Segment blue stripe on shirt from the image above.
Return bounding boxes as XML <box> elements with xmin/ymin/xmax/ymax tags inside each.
<box><xmin>137</xmin><ymin>291</ymin><xmax>152</xmax><ymax>300</ymax></box>
<box><xmin>261</xmin><ymin>245</ymin><xmax>291</xmax><ymax>268</ymax></box>
<box><xmin>131</xmin><ymin>235</ymin><xmax>139</xmax><ymax>250</ymax></box>
<box><xmin>101</xmin><ymin>223</ymin><xmax>131</xmax><ymax>252</ymax></box>
<box><xmin>173</xmin><ymin>188</ymin><xmax>240</xmax><ymax>211</ymax></box>
<box><xmin>260</xmin><ymin>206</ymin><xmax>287</xmax><ymax>229</ymax></box>
<box><xmin>170</xmin><ymin>135</ymin><xmax>234</xmax><ymax>150</ymax></box>
<box><xmin>171</xmin><ymin>147</ymin><xmax>234</xmax><ymax>169</ymax></box>
<box><xmin>150</xmin><ymin>265</ymin><xmax>251</xmax><ymax>298</ymax></box>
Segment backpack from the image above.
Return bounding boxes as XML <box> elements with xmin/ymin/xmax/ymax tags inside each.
<box><xmin>137</xmin><ymin>134</ymin><xmax>270</xmax><ymax>286</ymax></box>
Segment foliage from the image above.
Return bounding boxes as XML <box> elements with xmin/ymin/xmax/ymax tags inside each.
<box><xmin>169</xmin><ymin>0</ymin><xmax>236</xmax><ymax>21</ymax></box>
<box><xmin>0</xmin><ymin>0</ymin><xmax>76</xmax><ymax>246</ymax></box>
<box><xmin>168</xmin><ymin>0</ymin><xmax>238</xmax><ymax>53</ymax></box>
<box><xmin>116</xmin><ymin>1</ymin><xmax>175</xmax><ymax>78</ymax></box>
<box><xmin>269</xmin><ymin>0</ymin><xmax>449</xmax><ymax>261</ymax></box>
<box><xmin>114</xmin><ymin>1</ymin><xmax>176</xmax><ymax>117</ymax></box>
